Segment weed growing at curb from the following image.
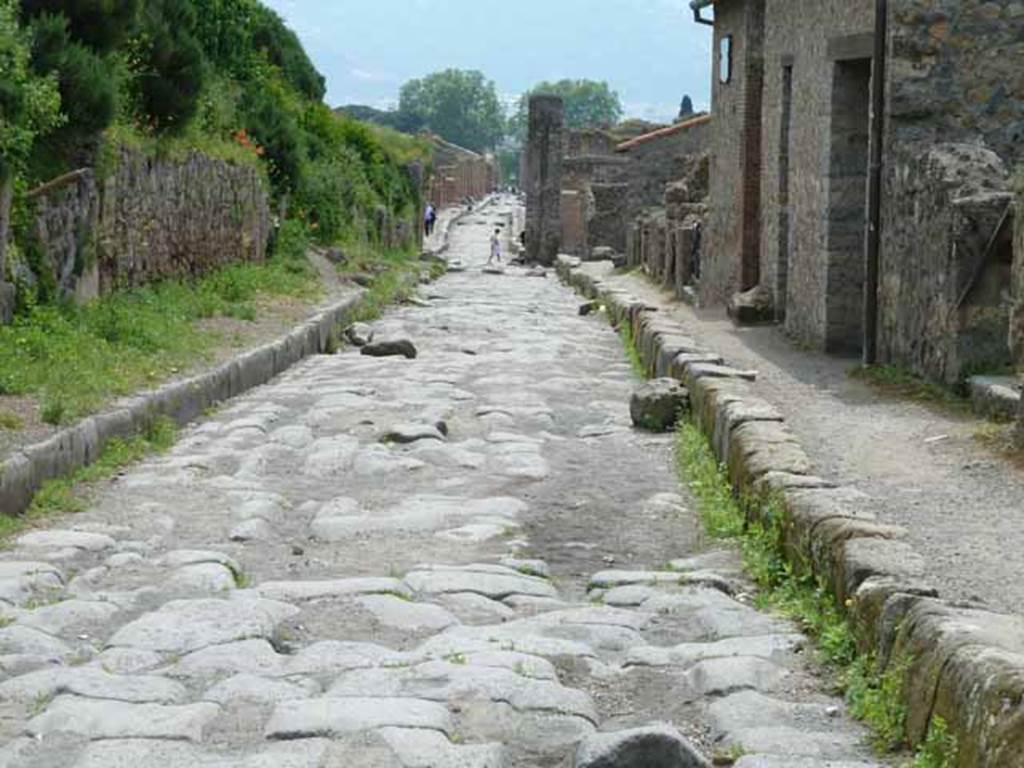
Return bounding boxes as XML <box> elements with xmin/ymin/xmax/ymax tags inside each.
<box><xmin>618</xmin><ymin>323</ymin><xmax>646</xmax><ymax>379</ymax></box>
<box><xmin>0</xmin><ymin>417</ymin><xmax>178</xmax><ymax>544</ymax></box>
<box><xmin>674</xmin><ymin>419</ymin><xmax>958</xmax><ymax>764</ymax></box>
<box><xmin>0</xmin><ymin>410</ymin><xmax>23</xmax><ymax>430</ymax></box>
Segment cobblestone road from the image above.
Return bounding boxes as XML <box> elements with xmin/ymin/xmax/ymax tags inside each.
<box><xmin>0</xmin><ymin>199</ymin><xmax>883</xmax><ymax>767</ymax></box>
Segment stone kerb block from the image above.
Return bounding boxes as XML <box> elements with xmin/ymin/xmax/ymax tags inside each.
<box><xmin>726</xmin><ymin>420</ymin><xmax>812</xmax><ymax>491</ymax></box>
<box><xmin>688</xmin><ymin>377</ymin><xmax>753</xmax><ymax>438</ymax></box>
<box><xmin>892</xmin><ymin>599</ymin><xmax>1024</xmax><ymax>766</ymax></box>
<box><xmin>851</xmin><ymin>578</ymin><xmax>937</xmax><ymax>663</ymax></box>
<box><xmin>777</xmin><ymin>487</ymin><xmax>875</xmax><ymax>575</ymax></box>
<box><xmin>710</xmin><ymin>397</ymin><xmax>784</xmax><ymax>464</ymax></box>
<box><xmin>678</xmin><ymin>363</ymin><xmax>758</xmax><ymax>392</ymax></box>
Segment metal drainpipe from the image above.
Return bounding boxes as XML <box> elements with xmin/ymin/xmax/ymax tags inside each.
<box><xmin>864</xmin><ymin>0</ymin><xmax>888</xmax><ymax>365</ymax></box>
<box><xmin>690</xmin><ymin>0</ymin><xmax>715</xmax><ymax>26</ymax></box>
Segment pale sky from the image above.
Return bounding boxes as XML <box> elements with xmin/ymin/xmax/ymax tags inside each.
<box><xmin>263</xmin><ymin>0</ymin><xmax>713</xmax><ymax>123</ymax></box>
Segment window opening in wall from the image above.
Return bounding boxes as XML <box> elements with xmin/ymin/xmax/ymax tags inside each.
<box><xmin>719</xmin><ymin>35</ymin><xmax>733</xmax><ymax>84</ymax></box>
<box><xmin>777</xmin><ymin>63</ymin><xmax>794</xmax><ymax>321</ymax></box>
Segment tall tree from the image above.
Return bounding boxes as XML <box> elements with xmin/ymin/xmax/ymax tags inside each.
<box><xmin>0</xmin><ymin>0</ymin><xmax>61</xmax><ymax>296</ymax></box>
<box><xmin>512</xmin><ymin>79</ymin><xmax>623</xmax><ymax>140</ymax></box>
<box><xmin>398</xmin><ymin>69</ymin><xmax>505</xmax><ymax>152</ymax></box>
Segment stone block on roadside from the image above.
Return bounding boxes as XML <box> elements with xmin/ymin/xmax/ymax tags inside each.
<box><xmin>344</xmin><ymin>323</ymin><xmax>374</xmax><ymax>347</ymax></box>
<box><xmin>728</xmin><ymin>286</ymin><xmax>774</xmax><ymax>325</ymax></box>
<box><xmin>575</xmin><ymin>723</ymin><xmax>711</xmax><ymax>768</ymax></box>
<box><xmin>630</xmin><ymin>379</ymin><xmax>690</xmax><ymax>432</ymax></box>
<box><xmin>361</xmin><ymin>340</ymin><xmax>417</xmax><ymax>359</ymax></box>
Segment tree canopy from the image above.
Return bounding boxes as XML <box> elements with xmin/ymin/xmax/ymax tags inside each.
<box><xmin>397</xmin><ymin>69</ymin><xmax>505</xmax><ymax>153</ymax></box>
<box><xmin>512</xmin><ymin>79</ymin><xmax>623</xmax><ymax>140</ymax></box>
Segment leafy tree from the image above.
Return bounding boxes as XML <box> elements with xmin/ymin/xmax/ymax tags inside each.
<box><xmin>132</xmin><ymin>0</ymin><xmax>205</xmax><ymax>132</ymax></box>
<box><xmin>398</xmin><ymin>69</ymin><xmax>505</xmax><ymax>152</ymax></box>
<box><xmin>0</xmin><ymin>0</ymin><xmax>62</xmax><ymax>285</ymax></box>
<box><xmin>20</xmin><ymin>0</ymin><xmax>138</xmax><ymax>53</ymax></box>
<box><xmin>512</xmin><ymin>79</ymin><xmax>623</xmax><ymax>140</ymax></box>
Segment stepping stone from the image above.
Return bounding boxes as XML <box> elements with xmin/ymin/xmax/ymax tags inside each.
<box><xmin>361</xmin><ymin>340</ymin><xmax>418</xmax><ymax>359</ymax></box>
<box><xmin>630</xmin><ymin>379</ymin><xmax>690</xmax><ymax>432</ymax></box>
<box><xmin>27</xmin><ymin>696</ymin><xmax>220</xmax><ymax>742</ymax></box>
<box><xmin>265</xmin><ymin>697</ymin><xmax>452</xmax><ymax>739</ymax></box>
<box><xmin>108</xmin><ymin>599</ymin><xmax>297</xmax><ymax>654</ymax></box>
<box><xmin>575</xmin><ymin>723</ymin><xmax>711</xmax><ymax>768</ymax></box>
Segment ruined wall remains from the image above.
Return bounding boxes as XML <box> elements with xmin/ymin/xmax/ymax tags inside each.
<box><xmin>525</xmin><ymin>96</ymin><xmax>564</xmax><ymax>266</ymax></box>
<box><xmin>428</xmin><ymin>137</ymin><xmax>496</xmax><ymax>209</ymax></box>
<box><xmin>880</xmin><ymin>0</ymin><xmax>1024</xmax><ymax>381</ymax></box>
<box><xmin>21</xmin><ymin>149</ymin><xmax>269</xmax><ymax>301</ymax></box>
<box><xmin>1014</xmin><ymin>183</ymin><xmax>1024</xmax><ymax>448</ymax></box>
<box><xmin>759</xmin><ymin>0</ymin><xmax>874</xmax><ymax>346</ymax></box>
<box><xmin>705</xmin><ymin>0</ymin><xmax>765</xmax><ymax>307</ymax></box>
<box><xmin>616</xmin><ymin>115</ymin><xmax>711</xmax><ymax>219</ymax></box>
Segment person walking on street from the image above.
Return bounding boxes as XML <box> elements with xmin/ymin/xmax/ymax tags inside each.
<box><xmin>488</xmin><ymin>228</ymin><xmax>502</xmax><ymax>265</ymax></box>
<box><xmin>424</xmin><ymin>203</ymin><xmax>437</xmax><ymax>237</ymax></box>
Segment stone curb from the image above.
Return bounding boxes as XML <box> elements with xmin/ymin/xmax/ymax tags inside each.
<box><xmin>0</xmin><ymin>292</ymin><xmax>364</xmax><ymax>518</ymax></box>
<box><xmin>0</xmin><ymin>200</ymin><xmax>474</xmax><ymax>522</ymax></box>
<box><xmin>555</xmin><ymin>255</ymin><xmax>1024</xmax><ymax>768</ymax></box>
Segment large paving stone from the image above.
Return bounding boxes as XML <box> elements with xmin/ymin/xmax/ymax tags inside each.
<box><xmin>378</xmin><ymin>727</ymin><xmax>506</xmax><ymax>768</ymax></box>
<box><xmin>168</xmin><ymin>639</ymin><xmax>285</xmax><ymax>679</ymax></box>
<box><xmin>356</xmin><ymin>595</ymin><xmax>459</xmax><ymax>631</ymax></box>
<box><xmin>681</xmin><ymin>656</ymin><xmax>790</xmax><ymax>698</ymax></box>
<box><xmin>0</xmin><ymin>562</ymin><xmax>65</xmax><ymax>604</ymax></box>
<box><xmin>27</xmin><ymin>696</ymin><xmax>220</xmax><ymax>741</ymax></box>
<box><xmin>283</xmin><ymin>641</ymin><xmax>410</xmax><ymax>677</ymax></box>
<box><xmin>204</xmin><ymin>673</ymin><xmax>319</xmax><ymax>704</ymax></box>
<box><xmin>108</xmin><ymin>598</ymin><xmax>298</xmax><ymax>654</ymax></box>
<box><xmin>16</xmin><ymin>530</ymin><xmax>116</xmax><ymax>552</ymax></box>
<box><xmin>328</xmin><ymin>661</ymin><xmax>597</xmax><ymax>722</ymax></box>
<box><xmin>404</xmin><ymin>565</ymin><xmax>557</xmax><ymax>600</ymax></box>
<box><xmin>0</xmin><ymin>666</ymin><xmax>187</xmax><ymax>704</ymax></box>
<box><xmin>256</xmin><ymin>578</ymin><xmax>411</xmax><ymax>602</ymax></box>
<box><xmin>626</xmin><ymin>635</ymin><xmax>804</xmax><ymax>668</ymax></box>
<box><xmin>18</xmin><ymin>599</ymin><xmax>120</xmax><ymax>636</ymax></box>
<box><xmin>265</xmin><ymin>697</ymin><xmax>452</xmax><ymax>739</ymax></box>
<box><xmin>72</xmin><ymin>739</ymin><xmax>333</xmax><ymax>768</ymax></box>
<box><xmin>575</xmin><ymin>724</ymin><xmax>711</xmax><ymax>768</ymax></box>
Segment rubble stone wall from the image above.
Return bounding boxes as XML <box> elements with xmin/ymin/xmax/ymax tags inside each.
<box><xmin>24</xmin><ymin>148</ymin><xmax>270</xmax><ymax>300</ymax></box>
<box><xmin>880</xmin><ymin>0</ymin><xmax>1024</xmax><ymax>381</ymax></box>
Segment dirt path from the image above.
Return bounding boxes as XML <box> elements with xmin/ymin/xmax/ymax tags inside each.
<box><xmin>587</xmin><ymin>264</ymin><xmax>1024</xmax><ymax>615</ymax></box>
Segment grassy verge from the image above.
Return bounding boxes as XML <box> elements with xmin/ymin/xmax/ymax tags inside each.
<box><xmin>337</xmin><ymin>240</ymin><xmax>436</xmax><ymax>323</ymax></box>
<box><xmin>0</xmin><ymin>222</ymin><xmax>319</xmax><ymax>426</ymax></box>
<box><xmin>849</xmin><ymin>364</ymin><xmax>969</xmax><ymax>414</ymax></box>
<box><xmin>675</xmin><ymin>420</ymin><xmax>958</xmax><ymax>766</ymax></box>
<box><xmin>618</xmin><ymin>322</ymin><xmax>647</xmax><ymax>379</ymax></box>
<box><xmin>0</xmin><ymin>417</ymin><xmax>177</xmax><ymax>544</ymax></box>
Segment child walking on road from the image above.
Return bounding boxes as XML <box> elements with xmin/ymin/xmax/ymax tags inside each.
<box><xmin>488</xmin><ymin>229</ymin><xmax>502</xmax><ymax>264</ymax></box>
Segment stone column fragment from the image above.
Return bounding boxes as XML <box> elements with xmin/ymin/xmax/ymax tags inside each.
<box><xmin>525</xmin><ymin>96</ymin><xmax>564</xmax><ymax>265</ymax></box>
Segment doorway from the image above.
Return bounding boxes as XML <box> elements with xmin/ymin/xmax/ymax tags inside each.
<box><xmin>825</xmin><ymin>58</ymin><xmax>871</xmax><ymax>354</ymax></box>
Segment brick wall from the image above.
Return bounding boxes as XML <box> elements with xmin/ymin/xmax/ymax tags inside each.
<box><xmin>704</xmin><ymin>0</ymin><xmax>764</xmax><ymax>306</ymax></box>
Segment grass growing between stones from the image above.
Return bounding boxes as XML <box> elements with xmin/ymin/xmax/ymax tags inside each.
<box><xmin>0</xmin><ymin>224</ymin><xmax>319</xmax><ymax>427</ymax></box>
<box><xmin>674</xmin><ymin>420</ymin><xmax>958</xmax><ymax>765</ymax></box>
<box><xmin>617</xmin><ymin>323</ymin><xmax>647</xmax><ymax>379</ymax></box>
<box><xmin>338</xmin><ymin>240</ymin><xmax>433</xmax><ymax>323</ymax></box>
<box><xmin>0</xmin><ymin>417</ymin><xmax>177</xmax><ymax>544</ymax></box>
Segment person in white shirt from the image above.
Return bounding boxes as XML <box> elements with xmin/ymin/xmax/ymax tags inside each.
<box><xmin>488</xmin><ymin>229</ymin><xmax>502</xmax><ymax>264</ymax></box>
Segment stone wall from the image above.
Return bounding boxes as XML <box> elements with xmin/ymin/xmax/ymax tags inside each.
<box><xmin>758</xmin><ymin>0</ymin><xmax>874</xmax><ymax>346</ymax></box>
<box><xmin>23</xmin><ymin>149</ymin><xmax>270</xmax><ymax>300</ymax></box>
<box><xmin>428</xmin><ymin>137</ymin><xmax>497</xmax><ymax>209</ymax></box>
<box><xmin>879</xmin><ymin>0</ymin><xmax>1024</xmax><ymax>381</ymax></box>
<box><xmin>704</xmin><ymin>0</ymin><xmax>765</xmax><ymax>307</ymax></box>
<box><xmin>525</xmin><ymin>96</ymin><xmax>565</xmax><ymax>266</ymax></box>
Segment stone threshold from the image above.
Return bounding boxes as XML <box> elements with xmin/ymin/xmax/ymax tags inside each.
<box><xmin>555</xmin><ymin>254</ymin><xmax>1024</xmax><ymax>768</ymax></box>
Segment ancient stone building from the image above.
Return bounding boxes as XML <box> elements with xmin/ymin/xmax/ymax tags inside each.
<box><xmin>525</xmin><ymin>96</ymin><xmax>565</xmax><ymax>265</ymax></box>
<box><xmin>694</xmin><ymin>0</ymin><xmax>1023</xmax><ymax>383</ymax></box>
<box><xmin>427</xmin><ymin>136</ymin><xmax>497</xmax><ymax>209</ymax></box>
